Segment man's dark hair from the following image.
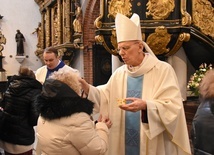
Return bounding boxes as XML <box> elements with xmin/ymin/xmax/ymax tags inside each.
<box><xmin>44</xmin><ymin>47</ymin><xmax>58</xmax><ymax>57</ymax></box>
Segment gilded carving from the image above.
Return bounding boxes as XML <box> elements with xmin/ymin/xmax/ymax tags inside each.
<box><xmin>146</xmin><ymin>26</ymin><xmax>171</xmax><ymax>55</ymax></box>
<box><xmin>57</xmin><ymin>0</ymin><xmax>62</xmax><ymax>44</ymax></box>
<box><xmin>94</xmin><ymin>15</ymin><xmax>103</xmax><ymax>29</ymax></box>
<box><xmin>181</xmin><ymin>11</ymin><xmax>192</xmax><ymax>26</ymax></box>
<box><xmin>180</xmin><ymin>0</ymin><xmax>192</xmax><ymax>26</ymax></box>
<box><xmin>73</xmin><ymin>2</ymin><xmax>82</xmax><ymax>43</ymax></box>
<box><xmin>41</xmin><ymin>13</ymin><xmax>45</xmax><ymax>49</ymax></box>
<box><xmin>192</xmin><ymin>0</ymin><xmax>214</xmax><ymax>38</ymax></box>
<box><xmin>64</xmin><ymin>0</ymin><xmax>72</xmax><ymax>43</ymax></box>
<box><xmin>110</xmin><ymin>29</ymin><xmax>118</xmax><ymax>55</ymax></box>
<box><xmin>95</xmin><ymin>35</ymin><xmax>105</xmax><ymax>44</ymax></box>
<box><xmin>95</xmin><ymin>35</ymin><xmax>117</xmax><ymax>55</ymax></box>
<box><xmin>32</xmin><ymin>22</ymin><xmax>42</xmax><ymax>48</ymax></box>
<box><xmin>35</xmin><ymin>48</ymin><xmax>44</xmax><ymax>62</ymax></box>
<box><xmin>45</xmin><ymin>8</ymin><xmax>51</xmax><ymax>47</ymax></box>
<box><xmin>166</xmin><ymin>33</ymin><xmax>190</xmax><ymax>56</ymax></box>
<box><xmin>146</xmin><ymin>0</ymin><xmax>175</xmax><ymax>20</ymax></box>
<box><xmin>52</xmin><ymin>6</ymin><xmax>59</xmax><ymax>45</ymax></box>
<box><xmin>34</xmin><ymin>13</ymin><xmax>45</xmax><ymax>61</ymax></box>
<box><xmin>34</xmin><ymin>0</ymin><xmax>45</xmax><ymax>6</ymax></box>
<box><xmin>73</xmin><ymin>3</ymin><xmax>82</xmax><ymax>34</ymax></box>
<box><xmin>94</xmin><ymin>0</ymin><xmax>104</xmax><ymax>29</ymax></box>
<box><xmin>179</xmin><ymin>32</ymin><xmax>191</xmax><ymax>42</ymax></box>
<box><xmin>136</xmin><ymin>2</ymin><xmax>141</xmax><ymax>7</ymax></box>
<box><xmin>57</xmin><ymin>48</ymin><xmax>66</xmax><ymax>58</ymax></box>
<box><xmin>0</xmin><ymin>31</ymin><xmax>6</xmax><ymax>56</ymax></box>
<box><xmin>34</xmin><ymin>0</ymin><xmax>78</xmax><ymax>64</ymax></box>
<box><xmin>108</xmin><ymin>0</ymin><xmax>132</xmax><ymax>18</ymax></box>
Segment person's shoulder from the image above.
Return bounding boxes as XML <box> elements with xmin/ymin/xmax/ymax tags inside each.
<box><xmin>36</xmin><ymin>65</ymin><xmax>47</xmax><ymax>72</ymax></box>
<box><xmin>110</xmin><ymin>65</ymin><xmax>126</xmax><ymax>78</ymax></box>
<box><xmin>153</xmin><ymin>59</ymin><xmax>176</xmax><ymax>76</ymax></box>
<box><xmin>63</xmin><ymin>65</ymin><xmax>80</xmax><ymax>74</ymax></box>
<box><xmin>153</xmin><ymin>57</ymin><xmax>172</xmax><ymax>68</ymax></box>
<box><xmin>145</xmin><ymin>53</ymin><xmax>174</xmax><ymax>72</ymax></box>
<box><xmin>64</xmin><ymin>65</ymin><xmax>77</xmax><ymax>70</ymax></box>
<box><xmin>115</xmin><ymin>65</ymin><xmax>126</xmax><ymax>72</ymax></box>
<box><xmin>35</xmin><ymin>66</ymin><xmax>47</xmax><ymax>80</ymax></box>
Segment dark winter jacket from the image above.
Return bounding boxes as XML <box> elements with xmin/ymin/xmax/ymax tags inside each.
<box><xmin>0</xmin><ymin>75</ymin><xmax>42</xmax><ymax>145</ymax></box>
<box><xmin>192</xmin><ymin>99</ymin><xmax>214</xmax><ymax>155</ymax></box>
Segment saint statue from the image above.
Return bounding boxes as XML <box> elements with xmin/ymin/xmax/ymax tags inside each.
<box><xmin>32</xmin><ymin>22</ymin><xmax>42</xmax><ymax>48</ymax></box>
<box><xmin>73</xmin><ymin>3</ymin><xmax>82</xmax><ymax>34</ymax></box>
<box><xmin>15</xmin><ymin>30</ymin><xmax>25</xmax><ymax>56</ymax></box>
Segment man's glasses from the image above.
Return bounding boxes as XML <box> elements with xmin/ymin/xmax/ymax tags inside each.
<box><xmin>117</xmin><ymin>42</ymin><xmax>139</xmax><ymax>54</ymax></box>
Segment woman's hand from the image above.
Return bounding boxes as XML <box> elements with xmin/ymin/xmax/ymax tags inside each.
<box><xmin>119</xmin><ymin>97</ymin><xmax>147</xmax><ymax>112</ymax></box>
<box><xmin>78</xmin><ymin>78</ymin><xmax>89</xmax><ymax>96</ymax></box>
<box><xmin>98</xmin><ymin>114</ymin><xmax>112</xmax><ymax>129</ymax></box>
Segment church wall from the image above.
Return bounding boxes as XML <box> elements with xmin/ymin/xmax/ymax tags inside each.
<box><xmin>1</xmin><ymin>0</ymin><xmax>86</xmax><ymax>77</ymax></box>
<box><xmin>1</xmin><ymin>0</ymin><xmax>42</xmax><ymax>76</ymax></box>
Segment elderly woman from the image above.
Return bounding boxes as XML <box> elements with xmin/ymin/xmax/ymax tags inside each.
<box><xmin>35</xmin><ymin>69</ymin><xmax>112</xmax><ymax>155</ymax></box>
<box><xmin>192</xmin><ymin>69</ymin><xmax>214</xmax><ymax>155</ymax></box>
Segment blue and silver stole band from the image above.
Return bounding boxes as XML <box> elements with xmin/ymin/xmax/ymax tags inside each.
<box><xmin>125</xmin><ymin>75</ymin><xmax>143</xmax><ymax>155</ymax></box>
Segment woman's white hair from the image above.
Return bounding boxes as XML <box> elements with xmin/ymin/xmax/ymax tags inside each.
<box><xmin>49</xmin><ymin>69</ymin><xmax>81</xmax><ymax>96</ymax></box>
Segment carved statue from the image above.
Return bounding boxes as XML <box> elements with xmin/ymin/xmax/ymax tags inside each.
<box><xmin>0</xmin><ymin>31</ymin><xmax>6</xmax><ymax>56</ymax></box>
<box><xmin>32</xmin><ymin>22</ymin><xmax>42</xmax><ymax>48</ymax></box>
<box><xmin>15</xmin><ymin>30</ymin><xmax>25</xmax><ymax>56</ymax></box>
<box><xmin>73</xmin><ymin>3</ymin><xmax>82</xmax><ymax>34</ymax></box>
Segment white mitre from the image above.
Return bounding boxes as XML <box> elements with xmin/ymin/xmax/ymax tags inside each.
<box><xmin>115</xmin><ymin>13</ymin><xmax>156</xmax><ymax>57</ymax></box>
<box><xmin>115</xmin><ymin>13</ymin><xmax>142</xmax><ymax>43</ymax></box>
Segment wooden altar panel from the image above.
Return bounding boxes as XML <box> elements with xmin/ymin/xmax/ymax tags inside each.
<box><xmin>34</xmin><ymin>0</ymin><xmax>83</xmax><ymax>66</ymax></box>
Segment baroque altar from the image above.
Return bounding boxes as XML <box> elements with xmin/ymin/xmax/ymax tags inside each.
<box><xmin>34</xmin><ymin>0</ymin><xmax>83</xmax><ymax>65</ymax></box>
<box><xmin>94</xmin><ymin>0</ymin><xmax>214</xmax><ymax>69</ymax></box>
